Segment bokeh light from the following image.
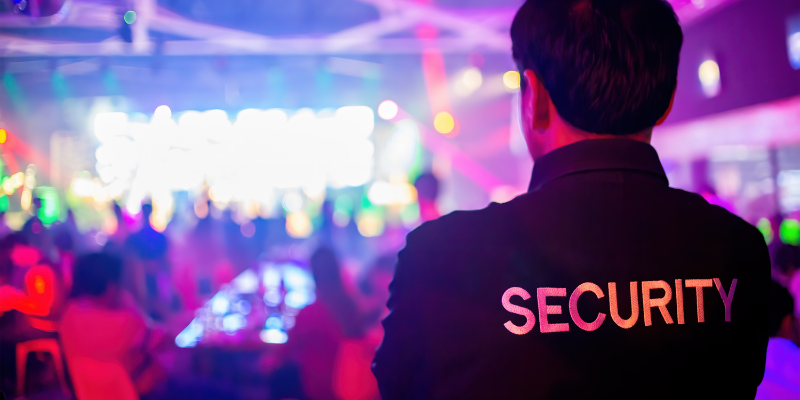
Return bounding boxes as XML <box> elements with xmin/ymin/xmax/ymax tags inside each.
<box><xmin>454</xmin><ymin>67</ymin><xmax>483</xmax><ymax>97</ymax></box>
<box><xmin>503</xmin><ymin>70</ymin><xmax>521</xmax><ymax>90</ymax></box>
<box><xmin>789</xmin><ymin>31</ymin><xmax>800</xmax><ymax>69</ymax></box>
<box><xmin>377</xmin><ymin>100</ymin><xmax>399</xmax><ymax>120</ymax></box>
<box><xmin>0</xmin><ymin>129</ymin><xmax>6</xmax><ymax>144</ymax></box>
<box><xmin>124</xmin><ymin>10</ymin><xmax>137</xmax><ymax>24</ymax></box>
<box><xmin>756</xmin><ymin>218</ymin><xmax>774</xmax><ymax>244</ymax></box>
<box><xmin>780</xmin><ymin>218</ymin><xmax>800</xmax><ymax>245</ymax></box>
<box><xmin>434</xmin><ymin>112</ymin><xmax>455</xmax><ymax>135</ymax></box>
<box><xmin>286</xmin><ymin>211</ymin><xmax>312</xmax><ymax>238</ymax></box>
<box><xmin>698</xmin><ymin>59</ymin><xmax>721</xmax><ymax>97</ymax></box>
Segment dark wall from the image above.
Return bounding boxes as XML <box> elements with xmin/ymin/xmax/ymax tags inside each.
<box><xmin>665</xmin><ymin>0</ymin><xmax>800</xmax><ymax>125</ymax></box>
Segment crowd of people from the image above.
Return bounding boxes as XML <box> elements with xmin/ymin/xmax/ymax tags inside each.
<box><xmin>0</xmin><ymin>175</ymin><xmax>433</xmax><ymax>400</ymax></box>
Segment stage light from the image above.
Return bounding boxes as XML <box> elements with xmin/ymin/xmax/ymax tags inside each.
<box><xmin>378</xmin><ymin>100</ymin><xmax>399</xmax><ymax>120</ymax></box>
<box><xmin>282</xmin><ymin>192</ymin><xmax>304</xmax><ymax>213</ymax></box>
<box><xmin>124</xmin><ymin>10</ymin><xmax>136</xmax><ymax>24</ymax></box>
<box><xmin>0</xmin><ymin>129</ymin><xmax>7</xmax><ymax>144</ymax></box>
<box><xmin>699</xmin><ymin>59</ymin><xmax>721</xmax><ymax>97</ymax></box>
<box><xmin>153</xmin><ymin>105</ymin><xmax>172</xmax><ymax>122</ymax></box>
<box><xmin>503</xmin><ymin>71</ymin><xmax>521</xmax><ymax>90</ymax></box>
<box><xmin>434</xmin><ymin>112</ymin><xmax>455</xmax><ymax>135</ymax></box>
<box><xmin>94</xmin><ymin>112</ymin><xmax>129</xmax><ymax>143</ymax></box>
<box><xmin>691</xmin><ymin>0</ymin><xmax>705</xmax><ymax>8</ymax></box>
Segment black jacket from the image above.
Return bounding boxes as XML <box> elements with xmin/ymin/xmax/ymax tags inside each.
<box><xmin>373</xmin><ymin>139</ymin><xmax>770</xmax><ymax>399</ymax></box>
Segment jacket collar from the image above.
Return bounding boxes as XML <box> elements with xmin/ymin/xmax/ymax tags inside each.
<box><xmin>528</xmin><ymin>139</ymin><xmax>668</xmax><ymax>192</ymax></box>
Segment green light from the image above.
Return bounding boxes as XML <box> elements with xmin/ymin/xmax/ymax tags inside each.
<box><xmin>780</xmin><ymin>219</ymin><xmax>800</xmax><ymax>245</ymax></box>
<box><xmin>35</xmin><ymin>187</ymin><xmax>60</xmax><ymax>226</ymax></box>
<box><xmin>0</xmin><ymin>195</ymin><xmax>8</xmax><ymax>213</ymax></box>
<box><xmin>2</xmin><ymin>73</ymin><xmax>26</xmax><ymax>112</ymax></box>
<box><xmin>51</xmin><ymin>71</ymin><xmax>69</xmax><ymax>100</ymax></box>
<box><xmin>124</xmin><ymin>10</ymin><xmax>136</xmax><ymax>24</ymax></box>
<box><xmin>757</xmin><ymin>218</ymin><xmax>774</xmax><ymax>244</ymax></box>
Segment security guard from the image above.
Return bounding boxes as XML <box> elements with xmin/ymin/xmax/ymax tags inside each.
<box><xmin>372</xmin><ymin>0</ymin><xmax>770</xmax><ymax>399</ymax></box>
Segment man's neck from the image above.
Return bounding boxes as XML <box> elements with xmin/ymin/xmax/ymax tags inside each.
<box><xmin>543</xmin><ymin>116</ymin><xmax>653</xmax><ymax>156</ymax></box>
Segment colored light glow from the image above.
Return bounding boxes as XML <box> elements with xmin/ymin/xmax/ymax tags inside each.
<box><xmin>266</xmin><ymin>316</ymin><xmax>283</xmax><ymax>330</ymax></box>
<box><xmin>240</xmin><ymin>221</ymin><xmax>256</xmax><ymax>237</ymax></box>
<box><xmin>0</xmin><ymin>129</ymin><xmax>6</xmax><ymax>144</ymax></box>
<box><xmin>691</xmin><ymin>0</ymin><xmax>705</xmax><ymax>9</ymax></box>
<box><xmin>282</xmin><ymin>192</ymin><xmax>304</xmax><ymax>213</ymax></box>
<box><xmin>232</xmin><ymin>270</ymin><xmax>259</xmax><ymax>294</ymax></box>
<box><xmin>367</xmin><ymin>181</ymin><xmax>417</xmax><ymax>206</ymax></box>
<box><xmin>260</xmin><ymin>329</ymin><xmax>288</xmax><ymax>344</ymax></box>
<box><xmin>434</xmin><ymin>112</ymin><xmax>455</xmax><ymax>135</ymax></box>
<box><xmin>378</xmin><ymin>100</ymin><xmax>399</xmax><ymax>120</ymax></box>
<box><xmin>35</xmin><ymin>186</ymin><xmax>60</xmax><ymax>226</ymax></box>
<box><xmin>454</xmin><ymin>67</ymin><xmax>483</xmax><ymax>97</ymax></box>
<box><xmin>153</xmin><ymin>105</ymin><xmax>172</xmax><ymax>122</ymax></box>
<box><xmin>175</xmin><ymin>319</ymin><xmax>204</xmax><ymax>348</ymax></box>
<box><xmin>222</xmin><ymin>314</ymin><xmax>247</xmax><ymax>333</ymax></box>
<box><xmin>211</xmin><ymin>293</ymin><xmax>230</xmax><ymax>315</ymax></box>
<box><xmin>503</xmin><ymin>71</ymin><xmax>521</xmax><ymax>90</ymax></box>
<box><xmin>699</xmin><ymin>59</ymin><xmax>721</xmax><ymax>97</ymax></box>
<box><xmin>789</xmin><ymin>32</ymin><xmax>800</xmax><ymax>70</ymax></box>
<box><xmin>357</xmin><ymin>212</ymin><xmax>384</xmax><ymax>237</ymax></box>
<box><xmin>780</xmin><ymin>219</ymin><xmax>800</xmax><ymax>245</ymax></box>
<box><xmin>124</xmin><ymin>10</ymin><xmax>136</xmax><ymax>24</ymax></box>
<box><xmin>94</xmin><ymin>106</ymin><xmax>376</xmax><ymax>223</ymax></box>
<box><xmin>757</xmin><ymin>218</ymin><xmax>774</xmax><ymax>244</ymax></box>
<box><xmin>286</xmin><ymin>211</ymin><xmax>312</xmax><ymax>238</ymax></box>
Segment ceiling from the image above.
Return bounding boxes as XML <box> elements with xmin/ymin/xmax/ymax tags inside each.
<box><xmin>0</xmin><ymin>0</ymin><xmax>742</xmax><ymax>57</ymax></box>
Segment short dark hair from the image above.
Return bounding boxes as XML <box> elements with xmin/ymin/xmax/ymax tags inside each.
<box><xmin>511</xmin><ymin>0</ymin><xmax>683</xmax><ymax>135</ymax></box>
<box><xmin>768</xmin><ymin>280</ymin><xmax>794</xmax><ymax>337</ymax></box>
<box><xmin>70</xmin><ymin>253</ymin><xmax>123</xmax><ymax>298</ymax></box>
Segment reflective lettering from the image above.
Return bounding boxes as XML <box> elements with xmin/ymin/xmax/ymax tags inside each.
<box><xmin>608</xmin><ymin>282</ymin><xmax>639</xmax><ymax>329</ymax></box>
<box><xmin>569</xmin><ymin>282</ymin><xmax>607</xmax><ymax>331</ymax></box>
<box><xmin>537</xmin><ymin>287</ymin><xmax>569</xmax><ymax>333</ymax></box>
<box><xmin>642</xmin><ymin>280</ymin><xmax>674</xmax><ymax>326</ymax></box>
<box><xmin>714</xmin><ymin>278</ymin><xmax>737</xmax><ymax>322</ymax></box>
<box><xmin>685</xmin><ymin>279</ymin><xmax>713</xmax><ymax>322</ymax></box>
<box><xmin>675</xmin><ymin>279</ymin><xmax>685</xmax><ymax>325</ymax></box>
<box><xmin>502</xmin><ymin>287</ymin><xmax>536</xmax><ymax>335</ymax></box>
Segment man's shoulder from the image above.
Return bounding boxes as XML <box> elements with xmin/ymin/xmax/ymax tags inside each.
<box><xmin>406</xmin><ymin>200</ymin><xmax>517</xmax><ymax>247</ymax></box>
<box><xmin>665</xmin><ymin>186</ymin><xmax>764</xmax><ymax>243</ymax></box>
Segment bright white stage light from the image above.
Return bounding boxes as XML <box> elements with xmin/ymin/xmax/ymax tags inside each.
<box><xmin>377</xmin><ymin>100</ymin><xmax>399</xmax><ymax>120</ymax></box>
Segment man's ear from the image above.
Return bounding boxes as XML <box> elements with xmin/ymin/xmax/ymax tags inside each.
<box><xmin>524</xmin><ymin>70</ymin><xmax>551</xmax><ymax>130</ymax></box>
<box><xmin>656</xmin><ymin>87</ymin><xmax>676</xmax><ymax>126</ymax></box>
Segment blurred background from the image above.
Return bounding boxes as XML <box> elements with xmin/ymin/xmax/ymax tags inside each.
<box><xmin>0</xmin><ymin>0</ymin><xmax>799</xmax><ymax>399</ymax></box>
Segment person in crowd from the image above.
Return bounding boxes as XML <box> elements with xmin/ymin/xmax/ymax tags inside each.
<box><xmin>755</xmin><ymin>281</ymin><xmax>800</xmax><ymax>399</ymax></box>
<box><xmin>775</xmin><ymin>244</ymin><xmax>800</xmax><ymax>316</ymax></box>
<box><xmin>414</xmin><ymin>172</ymin><xmax>440</xmax><ymax>223</ymax></box>
<box><xmin>373</xmin><ymin>0</ymin><xmax>770</xmax><ymax>398</ymax></box>
<box><xmin>60</xmin><ymin>253</ymin><xmax>168</xmax><ymax>400</ymax></box>
<box><xmin>124</xmin><ymin>203</ymin><xmax>173</xmax><ymax>320</ymax></box>
<box><xmin>284</xmin><ymin>247</ymin><xmax>364</xmax><ymax>400</ymax></box>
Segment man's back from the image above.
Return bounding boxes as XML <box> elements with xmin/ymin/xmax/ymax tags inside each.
<box><xmin>373</xmin><ymin>139</ymin><xmax>770</xmax><ymax>399</ymax></box>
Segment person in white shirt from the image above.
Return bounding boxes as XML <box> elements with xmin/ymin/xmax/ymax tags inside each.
<box><xmin>756</xmin><ymin>280</ymin><xmax>800</xmax><ymax>399</ymax></box>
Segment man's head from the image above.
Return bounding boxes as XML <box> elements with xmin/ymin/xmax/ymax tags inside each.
<box><xmin>511</xmin><ymin>0</ymin><xmax>683</xmax><ymax>158</ymax></box>
<box><xmin>70</xmin><ymin>253</ymin><xmax>123</xmax><ymax>298</ymax></box>
<box><xmin>768</xmin><ymin>280</ymin><xmax>795</xmax><ymax>339</ymax></box>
